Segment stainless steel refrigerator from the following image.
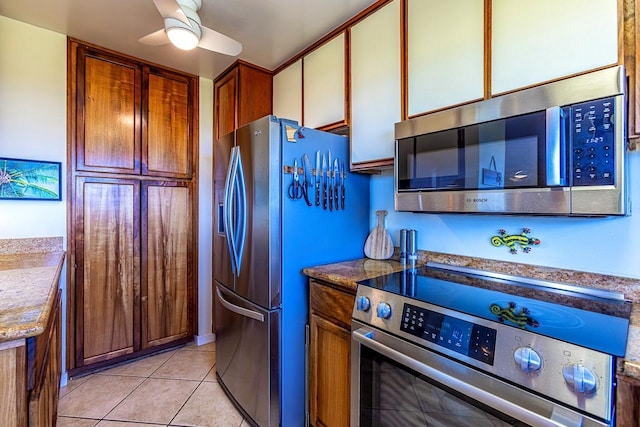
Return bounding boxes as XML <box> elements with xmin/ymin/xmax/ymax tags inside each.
<box><xmin>213</xmin><ymin>115</ymin><xmax>370</xmax><ymax>427</ymax></box>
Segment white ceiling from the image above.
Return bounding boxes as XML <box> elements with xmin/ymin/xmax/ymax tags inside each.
<box><xmin>0</xmin><ymin>0</ymin><xmax>379</xmax><ymax>79</ymax></box>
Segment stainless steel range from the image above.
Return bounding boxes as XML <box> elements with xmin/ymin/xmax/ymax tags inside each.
<box><xmin>351</xmin><ymin>262</ymin><xmax>632</xmax><ymax>427</ymax></box>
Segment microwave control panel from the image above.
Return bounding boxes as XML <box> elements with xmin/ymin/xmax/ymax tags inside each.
<box><xmin>569</xmin><ymin>97</ymin><xmax>615</xmax><ymax>186</ymax></box>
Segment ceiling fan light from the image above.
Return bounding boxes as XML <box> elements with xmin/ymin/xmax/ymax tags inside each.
<box><xmin>167</xmin><ymin>26</ymin><xmax>199</xmax><ymax>50</ymax></box>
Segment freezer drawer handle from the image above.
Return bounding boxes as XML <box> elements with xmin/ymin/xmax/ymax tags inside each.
<box><xmin>216</xmin><ymin>286</ymin><xmax>265</xmax><ymax>322</ymax></box>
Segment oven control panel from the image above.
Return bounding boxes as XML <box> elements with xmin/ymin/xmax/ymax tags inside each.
<box><xmin>400</xmin><ymin>303</ymin><xmax>496</xmax><ymax>365</ymax></box>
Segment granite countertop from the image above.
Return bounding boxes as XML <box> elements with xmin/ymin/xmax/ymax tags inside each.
<box><xmin>0</xmin><ymin>251</ymin><xmax>65</xmax><ymax>342</ymax></box>
<box><xmin>303</xmin><ymin>251</ymin><xmax>640</xmax><ymax>380</ymax></box>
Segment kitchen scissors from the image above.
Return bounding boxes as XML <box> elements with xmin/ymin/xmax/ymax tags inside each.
<box><xmin>288</xmin><ymin>158</ymin><xmax>303</xmax><ymax>200</ymax></box>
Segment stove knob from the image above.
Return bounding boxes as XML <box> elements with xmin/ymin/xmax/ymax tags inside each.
<box><xmin>513</xmin><ymin>347</ymin><xmax>542</xmax><ymax>373</ymax></box>
<box><xmin>356</xmin><ymin>296</ymin><xmax>371</xmax><ymax>312</ymax></box>
<box><xmin>563</xmin><ymin>364</ymin><xmax>598</xmax><ymax>394</ymax></box>
<box><xmin>376</xmin><ymin>302</ymin><xmax>392</xmax><ymax>319</ymax></box>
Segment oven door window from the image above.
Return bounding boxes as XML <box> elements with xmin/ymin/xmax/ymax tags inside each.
<box><xmin>397</xmin><ymin>111</ymin><xmax>549</xmax><ymax>192</ymax></box>
<box><xmin>358</xmin><ymin>346</ymin><xmax>528</xmax><ymax>427</ymax></box>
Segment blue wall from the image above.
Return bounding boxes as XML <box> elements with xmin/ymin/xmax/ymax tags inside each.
<box><xmin>370</xmin><ymin>150</ymin><xmax>640</xmax><ymax>279</ymax></box>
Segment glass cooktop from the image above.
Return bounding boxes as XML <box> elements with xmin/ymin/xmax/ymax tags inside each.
<box><xmin>356</xmin><ymin>263</ymin><xmax>632</xmax><ymax>356</ymax></box>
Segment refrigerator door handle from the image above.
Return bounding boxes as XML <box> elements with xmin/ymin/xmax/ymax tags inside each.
<box><xmin>223</xmin><ymin>146</ymin><xmax>239</xmax><ymax>275</ymax></box>
<box><xmin>216</xmin><ymin>285</ymin><xmax>265</xmax><ymax>322</ymax></box>
<box><xmin>234</xmin><ymin>147</ymin><xmax>248</xmax><ymax>273</ymax></box>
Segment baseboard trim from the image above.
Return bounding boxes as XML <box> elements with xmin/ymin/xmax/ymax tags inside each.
<box><xmin>194</xmin><ymin>332</ymin><xmax>216</xmax><ymax>346</ymax></box>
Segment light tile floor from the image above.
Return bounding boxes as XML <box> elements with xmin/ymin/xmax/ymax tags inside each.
<box><xmin>57</xmin><ymin>342</ymin><xmax>249</xmax><ymax>427</ymax></box>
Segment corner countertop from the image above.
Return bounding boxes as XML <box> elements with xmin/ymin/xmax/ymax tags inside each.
<box><xmin>303</xmin><ymin>250</ymin><xmax>640</xmax><ymax>380</ymax></box>
<box><xmin>0</xmin><ymin>251</ymin><xmax>65</xmax><ymax>343</ymax></box>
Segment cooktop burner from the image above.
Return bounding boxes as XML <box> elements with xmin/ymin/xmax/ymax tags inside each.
<box><xmin>356</xmin><ymin>262</ymin><xmax>632</xmax><ymax>356</ymax></box>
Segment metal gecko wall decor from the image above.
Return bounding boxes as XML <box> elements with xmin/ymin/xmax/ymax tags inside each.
<box><xmin>491</xmin><ymin>228</ymin><xmax>540</xmax><ymax>254</ymax></box>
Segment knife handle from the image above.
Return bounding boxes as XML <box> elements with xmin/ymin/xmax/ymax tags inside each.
<box><xmin>341</xmin><ymin>185</ymin><xmax>345</xmax><ymax>210</ymax></box>
<box><xmin>322</xmin><ymin>183</ymin><xmax>327</xmax><ymax>210</ymax></box>
<box><xmin>329</xmin><ymin>185</ymin><xmax>333</xmax><ymax>211</ymax></box>
<box><xmin>315</xmin><ymin>182</ymin><xmax>320</xmax><ymax>206</ymax></box>
<box><xmin>334</xmin><ymin>185</ymin><xmax>339</xmax><ymax>210</ymax></box>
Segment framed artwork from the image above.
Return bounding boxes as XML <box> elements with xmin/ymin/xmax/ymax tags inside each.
<box><xmin>0</xmin><ymin>157</ymin><xmax>62</xmax><ymax>200</ymax></box>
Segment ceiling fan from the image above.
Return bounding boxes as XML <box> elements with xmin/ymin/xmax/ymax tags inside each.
<box><xmin>139</xmin><ymin>0</ymin><xmax>242</xmax><ymax>56</ymax></box>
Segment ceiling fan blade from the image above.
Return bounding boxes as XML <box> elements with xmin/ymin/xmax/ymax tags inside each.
<box><xmin>139</xmin><ymin>28</ymin><xmax>170</xmax><ymax>46</ymax></box>
<box><xmin>199</xmin><ymin>27</ymin><xmax>243</xmax><ymax>56</ymax></box>
<box><xmin>152</xmin><ymin>0</ymin><xmax>191</xmax><ymax>28</ymax></box>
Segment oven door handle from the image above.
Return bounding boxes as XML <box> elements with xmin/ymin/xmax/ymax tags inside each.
<box><xmin>352</xmin><ymin>328</ymin><xmax>569</xmax><ymax>427</ymax></box>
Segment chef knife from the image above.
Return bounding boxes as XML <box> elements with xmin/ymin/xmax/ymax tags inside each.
<box><xmin>341</xmin><ymin>159</ymin><xmax>346</xmax><ymax>210</ymax></box>
<box><xmin>321</xmin><ymin>153</ymin><xmax>327</xmax><ymax>210</ymax></box>
<box><xmin>328</xmin><ymin>150</ymin><xmax>333</xmax><ymax>211</ymax></box>
<box><xmin>314</xmin><ymin>150</ymin><xmax>321</xmax><ymax>206</ymax></box>
<box><xmin>302</xmin><ymin>154</ymin><xmax>313</xmax><ymax>206</ymax></box>
<box><xmin>333</xmin><ymin>158</ymin><xmax>340</xmax><ymax>210</ymax></box>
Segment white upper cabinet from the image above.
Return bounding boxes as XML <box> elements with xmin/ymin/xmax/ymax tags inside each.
<box><xmin>492</xmin><ymin>0</ymin><xmax>618</xmax><ymax>95</ymax></box>
<box><xmin>407</xmin><ymin>0</ymin><xmax>484</xmax><ymax>116</ymax></box>
<box><xmin>273</xmin><ymin>59</ymin><xmax>302</xmax><ymax>124</ymax></box>
<box><xmin>350</xmin><ymin>0</ymin><xmax>401</xmax><ymax>166</ymax></box>
<box><xmin>303</xmin><ymin>33</ymin><xmax>346</xmax><ymax>129</ymax></box>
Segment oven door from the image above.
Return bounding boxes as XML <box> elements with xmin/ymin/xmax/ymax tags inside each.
<box><xmin>350</xmin><ymin>321</ymin><xmax>610</xmax><ymax>427</ymax></box>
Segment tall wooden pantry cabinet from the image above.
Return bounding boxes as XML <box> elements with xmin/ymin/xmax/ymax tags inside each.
<box><xmin>67</xmin><ymin>39</ymin><xmax>198</xmax><ymax>375</ymax></box>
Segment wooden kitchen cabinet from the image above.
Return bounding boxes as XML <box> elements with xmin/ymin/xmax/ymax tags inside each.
<box><xmin>69</xmin><ymin>40</ymin><xmax>197</xmax><ymax>374</ymax></box>
<box><xmin>272</xmin><ymin>59</ymin><xmax>302</xmax><ymax>124</ymax></box>
<box><xmin>73</xmin><ymin>177</ymin><xmax>194</xmax><ymax>369</ymax></box>
<box><xmin>491</xmin><ymin>0</ymin><xmax>619</xmax><ymax>95</ymax></box>
<box><xmin>350</xmin><ymin>0</ymin><xmax>401</xmax><ymax>169</ymax></box>
<box><xmin>214</xmin><ymin>61</ymin><xmax>272</xmax><ymax>140</ymax></box>
<box><xmin>308</xmin><ymin>279</ymin><xmax>355</xmax><ymax>427</ymax></box>
<box><xmin>74</xmin><ymin>177</ymin><xmax>139</xmax><ymax>365</ymax></box>
<box><xmin>624</xmin><ymin>0</ymin><xmax>640</xmax><ymax>144</ymax></box>
<box><xmin>616</xmin><ymin>373</ymin><xmax>640</xmax><ymax>427</ymax></box>
<box><xmin>407</xmin><ymin>0</ymin><xmax>484</xmax><ymax>116</ymax></box>
<box><xmin>303</xmin><ymin>33</ymin><xmax>347</xmax><ymax>130</ymax></box>
<box><xmin>75</xmin><ymin>45</ymin><xmax>196</xmax><ymax>178</ymax></box>
<box><xmin>75</xmin><ymin>46</ymin><xmax>141</xmax><ymax>175</ymax></box>
<box><xmin>0</xmin><ymin>290</ymin><xmax>62</xmax><ymax>427</ymax></box>
<box><xmin>141</xmin><ymin>181</ymin><xmax>193</xmax><ymax>348</ymax></box>
<box><xmin>143</xmin><ymin>68</ymin><xmax>193</xmax><ymax>178</ymax></box>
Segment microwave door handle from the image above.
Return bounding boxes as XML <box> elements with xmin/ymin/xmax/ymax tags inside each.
<box><xmin>546</xmin><ymin>106</ymin><xmax>563</xmax><ymax>186</ymax></box>
<box><xmin>352</xmin><ymin>328</ymin><xmax>567</xmax><ymax>427</ymax></box>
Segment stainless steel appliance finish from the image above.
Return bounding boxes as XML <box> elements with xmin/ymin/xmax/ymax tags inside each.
<box><xmin>351</xmin><ymin>263</ymin><xmax>631</xmax><ymax>426</ymax></box>
<box><xmin>214</xmin><ymin>115</ymin><xmax>370</xmax><ymax>427</ymax></box>
<box><xmin>394</xmin><ymin>66</ymin><xmax>628</xmax><ymax>216</ymax></box>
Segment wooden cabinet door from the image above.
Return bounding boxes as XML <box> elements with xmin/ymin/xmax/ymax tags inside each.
<box><xmin>76</xmin><ymin>47</ymin><xmax>141</xmax><ymax>174</ymax></box>
<box><xmin>143</xmin><ymin>68</ymin><xmax>193</xmax><ymax>178</ymax></box>
<box><xmin>407</xmin><ymin>0</ymin><xmax>484</xmax><ymax>115</ymax></box>
<box><xmin>491</xmin><ymin>0</ymin><xmax>618</xmax><ymax>95</ymax></box>
<box><xmin>303</xmin><ymin>33</ymin><xmax>347</xmax><ymax>129</ymax></box>
<box><xmin>28</xmin><ymin>291</ymin><xmax>61</xmax><ymax>427</ymax></box>
<box><xmin>350</xmin><ymin>0</ymin><xmax>401</xmax><ymax>168</ymax></box>
<box><xmin>309</xmin><ymin>313</ymin><xmax>351</xmax><ymax>427</ymax></box>
<box><xmin>237</xmin><ymin>64</ymin><xmax>273</xmax><ymax>128</ymax></box>
<box><xmin>75</xmin><ymin>177</ymin><xmax>140</xmax><ymax>366</ymax></box>
<box><xmin>215</xmin><ymin>69</ymin><xmax>238</xmax><ymax>140</ymax></box>
<box><xmin>141</xmin><ymin>181</ymin><xmax>192</xmax><ymax>348</ymax></box>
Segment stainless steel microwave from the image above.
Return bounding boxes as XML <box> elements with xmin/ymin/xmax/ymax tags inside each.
<box><xmin>394</xmin><ymin>66</ymin><xmax>628</xmax><ymax>216</ymax></box>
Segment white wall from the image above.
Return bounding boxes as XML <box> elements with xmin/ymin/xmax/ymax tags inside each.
<box><xmin>370</xmin><ymin>150</ymin><xmax>640</xmax><ymax>279</ymax></box>
<box><xmin>197</xmin><ymin>77</ymin><xmax>215</xmax><ymax>344</ymax></box>
<box><xmin>0</xmin><ymin>16</ymin><xmax>68</xmax><ymax>382</ymax></box>
<box><xmin>0</xmin><ymin>16</ymin><xmax>67</xmax><ymax>238</ymax></box>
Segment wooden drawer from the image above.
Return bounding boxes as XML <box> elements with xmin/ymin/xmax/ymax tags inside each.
<box><xmin>309</xmin><ymin>279</ymin><xmax>355</xmax><ymax>330</ymax></box>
